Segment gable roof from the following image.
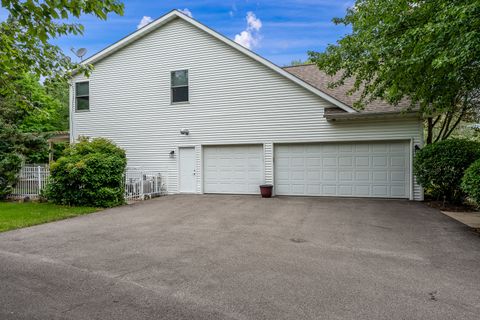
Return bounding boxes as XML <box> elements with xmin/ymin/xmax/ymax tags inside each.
<box><xmin>76</xmin><ymin>10</ymin><xmax>357</xmax><ymax>113</ymax></box>
<box><xmin>283</xmin><ymin>64</ymin><xmax>412</xmax><ymax>113</ymax></box>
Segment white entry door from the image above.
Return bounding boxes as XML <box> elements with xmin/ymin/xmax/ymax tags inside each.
<box><xmin>203</xmin><ymin>145</ymin><xmax>264</xmax><ymax>194</ymax></box>
<box><xmin>275</xmin><ymin>141</ymin><xmax>410</xmax><ymax>198</ymax></box>
<box><xmin>179</xmin><ymin>147</ymin><xmax>196</xmax><ymax>193</ymax></box>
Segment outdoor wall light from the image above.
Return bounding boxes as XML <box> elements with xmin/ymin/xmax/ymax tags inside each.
<box><xmin>169</xmin><ymin>150</ymin><xmax>175</xmax><ymax>158</ymax></box>
<box><xmin>180</xmin><ymin>128</ymin><xmax>190</xmax><ymax>135</ymax></box>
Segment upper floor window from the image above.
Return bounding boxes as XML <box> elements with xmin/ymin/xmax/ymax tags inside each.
<box><xmin>75</xmin><ymin>81</ymin><xmax>89</xmax><ymax>111</ymax></box>
<box><xmin>171</xmin><ymin>70</ymin><xmax>188</xmax><ymax>103</ymax></box>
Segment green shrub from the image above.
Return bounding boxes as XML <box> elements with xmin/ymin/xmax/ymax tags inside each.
<box><xmin>44</xmin><ymin>137</ymin><xmax>127</xmax><ymax>207</ymax></box>
<box><xmin>0</xmin><ymin>153</ymin><xmax>23</xmax><ymax>199</ymax></box>
<box><xmin>0</xmin><ymin>120</ymin><xmax>24</xmax><ymax>199</ymax></box>
<box><xmin>413</xmin><ymin>139</ymin><xmax>480</xmax><ymax>202</ymax></box>
<box><xmin>461</xmin><ymin>159</ymin><xmax>480</xmax><ymax>206</ymax></box>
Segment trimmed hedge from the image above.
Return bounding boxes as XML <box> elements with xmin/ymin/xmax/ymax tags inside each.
<box><xmin>413</xmin><ymin>139</ymin><xmax>480</xmax><ymax>202</ymax></box>
<box><xmin>462</xmin><ymin>159</ymin><xmax>480</xmax><ymax>206</ymax></box>
<box><xmin>44</xmin><ymin>138</ymin><xmax>127</xmax><ymax>207</ymax></box>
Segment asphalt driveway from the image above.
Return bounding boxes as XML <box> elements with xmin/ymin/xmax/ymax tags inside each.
<box><xmin>1</xmin><ymin>195</ymin><xmax>480</xmax><ymax>320</ymax></box>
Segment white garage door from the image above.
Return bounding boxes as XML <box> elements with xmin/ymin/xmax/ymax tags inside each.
<box><xmin>275</xmin><ymin>141</ymin><xmax>410</xmax><ymax>198</ymax></box>
<box><xmin>203</xmin><ymin>145</ymin><xmax>263</xmax><ymax>194</ymax></box>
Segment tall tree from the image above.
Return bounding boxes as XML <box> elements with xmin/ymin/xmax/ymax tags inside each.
<box><xmin>0</xmin><ymin>0</ymin><xmax>124</xmax><ymax>198</ymax></box>
<box><xmin>308</xmin><ymin>0</ymin><xmax>480</xmax><ymax>143</ymax></box>
<box><xmin>0</xmin><ymin>0</ymin><xmax>124</xmax><ymax>101</ymax></box>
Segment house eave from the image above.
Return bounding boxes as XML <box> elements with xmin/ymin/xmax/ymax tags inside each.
<box><xmin>325</xmin><ymin>111</ymin><xmax>421</xmax><ymax>121</ymax></box>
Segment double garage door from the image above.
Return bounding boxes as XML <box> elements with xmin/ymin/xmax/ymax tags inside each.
<box><xmin>203</xmin><ymin>141</ymin><xmax>410</xmax><ymax>198</ymax></box>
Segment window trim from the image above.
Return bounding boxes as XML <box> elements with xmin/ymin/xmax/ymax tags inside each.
<box><xmin>75</xmin><ymin>81</ymin><xmax>90</xmax><ymax>112</ymax></box>
<box><xmin>170</xmin><ymin>69</ymin><xmax>189</xmax><ymax>104</ymax></box>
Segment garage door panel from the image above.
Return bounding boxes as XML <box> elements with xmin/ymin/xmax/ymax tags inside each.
<box><xmin>204</xmin><ymin>145</ymin><xmax>263</xmax><ymax>194</ymax></box>
<box><xmin>275</xmin><ymin>141</ymin><xmax>409</xmax><ymax>198</ymax></box>
<box><xmin>339</xmin><ymin>171</ymin><xmax>352</xmax><ymax>181</ymax></box>
<box><xmin>323</xmin><ymin>185</ymin><xmax>337</xmax><ymax>195</ymax></box>
<box><xmin>355</xmin><ymin>171</ymin><xmax>370</xmax><ymax>182</ymax></box>
<box><xmin>391</xmin><ymin>186</ymin><xmax>406</xmax><ymax>197</ymax></box>
<box><xmin>373</xmin><ymin>156</ymin><xmax>388</xmax><ymax>167</ymax></box>
<box><xmin>338</xmin><ymin>185</ymin><xmax>353</xmax><ymax>196</ymax></box>
<box><xmin>323</xmin><ymin>171</ymin><xmax>337</xmax><ymax>181</ymax></box>
<box><xmin>323</xmin><ymin>157</ymin><xmax>337</xmax><ymax>167</ymax></box>
<box><xmin>339</xmin><ymin>157</ymin><xmax>353</xmax><ymax>166</ymax></box>
<box><xmin>373</xmin><ymin>171</ymin><xmax>388</xmax><ymax>182</ymax></box>
<box><xmin>391</xmin><ymin>156</ymin><xmax>406</xmax><ymax>167</ymax></box>
<box><xmin>355</xmin><ymin>144</ymin><xmax>370</xmax><ymax>152</ymax></box>
<box><xmin>391</xmin><ymin>171</ymin><xmax>406</xmax><ymax>182</ymax></box>
<box><xmin>372</xmin><ymin>185</ymin><xmax>389</xmax><ymax>197</ymax></box>
<box><xmin>354</xmin><ymin>185</ymin><xmax>370</xmax><ymax>196</ymax></box>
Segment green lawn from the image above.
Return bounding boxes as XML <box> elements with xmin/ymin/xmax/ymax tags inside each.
<box><xmin>0</xmin><ymin>202</ymin><xmax>100</xmax><ymax>232</ymax></box>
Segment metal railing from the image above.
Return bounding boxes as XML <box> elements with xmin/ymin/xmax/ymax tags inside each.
<box><xmin>7</xmin><ymin>165</ymin><xmax>168</xmax><ymax>202</ymax></box>
<box><xmin>7</xmin><ymin>165</ymin><xmax>49</xmax><ymax>200</ymax></box>
<box><xmin>124</xmin><ymin>168</ymin><xmax>168</xmax><ymax>202</ymax></box>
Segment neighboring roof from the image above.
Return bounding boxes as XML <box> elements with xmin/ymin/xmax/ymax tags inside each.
<box><xmin>45</xmin><ymin>131</ymin><xmax>70</xmax><ymax>142</ymax></box>
<box><xmin>283</xmin><ymin>64</ymin><xmax>412</xmax><ymax>113</ymax></box>
<box><xmin>75</xmin><ymin>10</ymin><xmax>356</xmax><ymax>113</ymax></box>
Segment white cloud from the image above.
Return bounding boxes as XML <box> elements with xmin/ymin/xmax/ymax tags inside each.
<box><xmin>179</xmin><ymin>8</ymin><xmax>193</xmax><ymax>17</ymax></box>
<box><xmin>246</xmin><ymin>11</ymin><xmax>262</xmax><ymax>31</ymax></box>
<box><xmin>229</xmin><ymin>3</ymin><xmax>237</xmax><ymax>17</ymax></box>
<box><xmin>137</xmin><ymin>16</ymin><xmax>153</xmax><ymax>29</ymax></box>
<box><xmin>234</xmin><ymin>11</ymin><xmax>262</xmax><ymax>49</ymax></box>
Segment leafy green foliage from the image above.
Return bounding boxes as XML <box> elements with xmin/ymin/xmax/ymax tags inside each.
<box><xmin>44</xmin><ymin>138</ymin><xmax>127</xmax><ymax>207</ymax></box>
<box><xmin>413</xmin><ymin>139</ymin><xmax>480</xmax><ymax>202</ymax></box>
<box><xmin>309</xmin><ymin>0</ymin><xmax>480</xmax><ymax>143</ymax></box>
<box><xmin>0</xmin><ymin>119</ymin><xmax>49</xmax><ymax>198</ymax></box>
<box><xmin>461</xmin><ymin>159</ymin><xmax>480</xmax><ymax>206</ymax></box>
<box><xmin>287</xmin><ymin>59</ymin><xmax>313</xmax><ymax>67</ymax></box>
<box><xmin>0</xmin><ymin>152</ymin><xmax>22</xmax><ymax>199</ymax></box>
<box><xmin>0</xmin><ymin>0</ymin><xmax>124</xmax><ymax>101</ymax></box>
<box><xmin>0</xmin><ymin>73</ymin><xmax>69</xmax><ymax>167</ymax></box>
<box><xmin>1</xmin><ymin>73</ymin><xmax>69</xmax><ymax>132</ymax></box>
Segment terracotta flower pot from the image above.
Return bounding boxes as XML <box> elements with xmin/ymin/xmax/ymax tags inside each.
<box><xmin>259</xmin><ymin>184</ymin><xmax>273</xmax><ymax>198</ymax></box>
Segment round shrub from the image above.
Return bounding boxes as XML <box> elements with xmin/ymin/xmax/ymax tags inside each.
<box><xmin>461</xmin><ymin>159</ymin><xmax>480</xmax><ymax>206</ymax></box>
<box><xmin>413</xmin><ymin>139</ymin><xmax>480</xmax><ymax>202</ymax></box>
<box><xmin>44</xmin><ymin>137</ymin><xmax>127</xmax><ymax>207</ymax></box>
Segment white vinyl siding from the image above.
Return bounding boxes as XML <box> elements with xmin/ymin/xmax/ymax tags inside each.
<box><xmin>70</xmin><ymin>18</ymin><xmax>424</xmax><ymax>200</ymax></box>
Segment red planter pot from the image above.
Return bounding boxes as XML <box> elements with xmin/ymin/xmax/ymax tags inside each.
<box><xmin>259</xmin><ymin>184</ymin><xmax>273</xmax><ymax>198</ymax></box>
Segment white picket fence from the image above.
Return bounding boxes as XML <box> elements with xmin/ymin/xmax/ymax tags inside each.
<box><xmin>7</xmin><ymin>165</ymin><xmax>168</xmax><ymax>202</ymax></box>
<box><xmin>7</xmin><ymin>165</ymin><xmax>49</xmax><ymax>200</ymax></box>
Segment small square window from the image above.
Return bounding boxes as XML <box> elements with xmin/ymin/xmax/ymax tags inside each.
<box><xmin>75</xmin><ymin>82</ymin><xmax>89</xmax><ymax>111</ymax></box>
<box><xmin>171</xmin><ymin>70</ymin><xmax>188</xmax><ymax>103</ymax></box>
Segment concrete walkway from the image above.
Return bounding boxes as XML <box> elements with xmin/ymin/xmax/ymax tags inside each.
<box><xmin>441</xmin><ymin>210</ymin><xmax>480</xmax><ymax>229</ymax></box>
<box><xmin>1</xmin><ymin>195</ymin><xmax>480</xmax><ymax>320</ymax></box>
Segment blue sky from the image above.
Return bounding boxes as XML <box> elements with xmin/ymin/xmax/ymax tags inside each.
<box><xmin>1</xmin><ymin>0</ymin><xmax>354</xmax><ymax>66</ymax></box>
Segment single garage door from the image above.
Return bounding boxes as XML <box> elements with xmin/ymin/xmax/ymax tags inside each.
<box><xmin>275</xmin><ymin>141</ymin><xmax>410</xmax><ymax>198</ymax></box>
<box><xmin>204</xmin><ymin>145</ymin><xmax>263</xmax><ymax>194</ymax></box>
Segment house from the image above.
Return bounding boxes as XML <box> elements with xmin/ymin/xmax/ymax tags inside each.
<box><xmin>70</xmin><ymin>10</ymin><xmax>423</xmax><ymax>200</ymax></box>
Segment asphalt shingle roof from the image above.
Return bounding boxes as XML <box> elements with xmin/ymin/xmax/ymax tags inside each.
<box><xmin>283</xmin><ymin>64</ymin><xmax>411</xmax><ymax>113</ymax></box>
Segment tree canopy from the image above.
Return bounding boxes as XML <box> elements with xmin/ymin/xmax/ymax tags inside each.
<box><xmin>0</xmin><ymin>0</ymin><xmax>124</xmax><ymax>198</ymax></box>
<box><xmin>308</xmin><ymin>0</ymin><xmax>480</xmax><ymax>143</ymax></box>
<box><xmin>0</xmin><ymin>0</ymin><xmax>124</xmax><ymax>99</ymax></box>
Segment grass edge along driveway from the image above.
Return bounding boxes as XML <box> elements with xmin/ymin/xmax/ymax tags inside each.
<box><xmin>0</xmin><ymin>202</ymin><xmax>100</xmax><ymax>232</ymax></box>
